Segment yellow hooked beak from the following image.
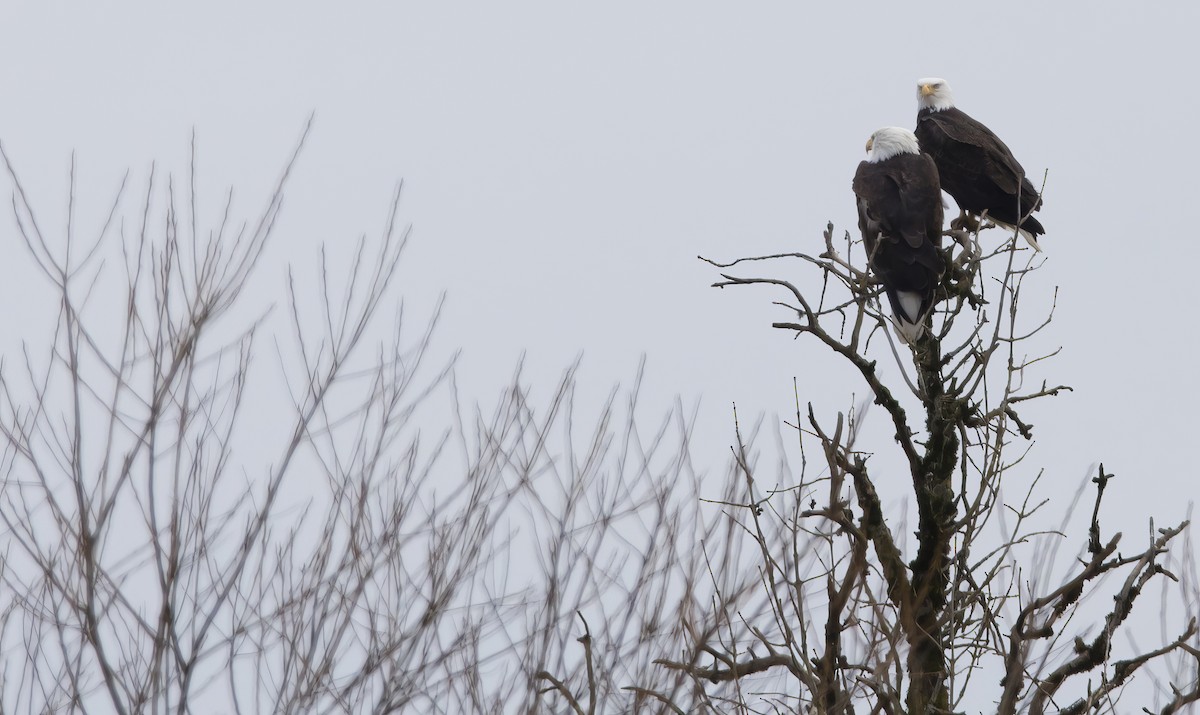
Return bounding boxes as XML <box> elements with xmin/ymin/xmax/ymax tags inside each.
<box><xmin>920</xmin><ymin>84</ymin><xmax>935</xmax><ymax>97</ymax></box>
<box><xmin>865</xmin><ymin>136</ymin><xmax>874</xmax><ymax>153</ymax></box>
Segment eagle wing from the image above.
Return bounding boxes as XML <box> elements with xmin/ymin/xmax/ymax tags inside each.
<box><xmin>853</xmin><ymin>156</ymin><xmax>943</xmax><ymax>256</ymax></box>
<box><xmin>852</xmin><ymin>155</ymin><xmax>944</xmax><ymax>327</ymax></box>
<box><xmin>917</xmin><ymin>109</ymin><xmax>1041</xmax><ymax>208</ymax></box>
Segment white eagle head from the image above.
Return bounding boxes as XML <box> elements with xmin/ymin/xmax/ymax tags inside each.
<box><xmin>917</xmin><ymin>77</ymin><xmax>955</xmax><ymax>112</ymax></box>
<box><xmin>865</xmin><ymin>127</ymin><xmax>920</xmax><ymax>163</ymax></box>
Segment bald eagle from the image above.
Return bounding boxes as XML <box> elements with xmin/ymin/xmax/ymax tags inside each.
<box><xmin>914</xmin><ymin>77</ymin><xmax>1045</xmax><ymax>250</ymax></box>
<box><xmin>852</xmin><ymin>127</ymin><xmax>945</xmax><ymax>342</ymax></box>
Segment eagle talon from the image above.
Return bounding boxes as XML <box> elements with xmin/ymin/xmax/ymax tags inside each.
<box><xmin>949</xmin><ymin>211</ymin><xmax>981</xmax><ymax>234</ymax></box>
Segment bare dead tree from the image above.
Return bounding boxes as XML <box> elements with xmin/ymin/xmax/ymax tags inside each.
<box><xmin>597</xmin><ymin>217</ymin><xmax>1199</xmax><ymax>713</ymax></box>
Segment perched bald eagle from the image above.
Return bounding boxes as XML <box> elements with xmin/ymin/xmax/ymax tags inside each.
<box><xmin>914</xmin><ymin>77</ymin><xmax>1045</xmax><ymax>250</ymax></box>
<box><xmin>852</xmin><ymin>127</ymin><xmax>945</xmax><ymax>342</ymax></box>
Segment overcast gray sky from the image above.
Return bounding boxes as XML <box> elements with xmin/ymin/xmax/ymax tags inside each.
<box><xmin>0</xmin><ymin>0</ymin><xmax>1196</xmax><ymax>678</ymax></box>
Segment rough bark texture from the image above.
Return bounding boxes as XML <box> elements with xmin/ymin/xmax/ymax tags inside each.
<box><xmin>903</xmin><ymin>333</ymin><xmax>960</xmax><ymax>714</ymax></box>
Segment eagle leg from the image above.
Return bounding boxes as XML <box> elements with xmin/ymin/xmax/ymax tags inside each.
<box><xmin>949</xmin><ymin>210</ymin><xmax>981</xmax><ymax>233</ymax></box>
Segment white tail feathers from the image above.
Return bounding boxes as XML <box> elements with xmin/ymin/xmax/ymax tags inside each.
<box><xmin>1018</xmin><ymin>227</ymin><xmax>1043</xmax><ymax>252</ymax></box>
<box><xmin>892</xmin><ymin>291</ymin><xmax>928</xmax><ymax>344</ymax></box>
<box><xmin>892</xmin><ymin>318</ymin><xmax>924</xmax><ymax>344</ymax></box>
<box><xmin>991</xmin><ymin>219</ymin><xmax>1043</xmax><ymax>252</ymax></box>
<box><xmin>896</xmin><ymin>292</ymin><xmax>924</xmax><ymax>324</ymax></box>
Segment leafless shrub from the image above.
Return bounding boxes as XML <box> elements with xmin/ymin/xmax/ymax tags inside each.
<box><xmin>0</xmin><ymin>133</ymin><xmax>778</xmax><ymax>714</ymax></box>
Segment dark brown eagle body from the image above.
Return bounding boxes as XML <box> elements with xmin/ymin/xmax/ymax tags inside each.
<box><xmin>914</xmin><ymin>78</ymin><xmax>1045</xmax><ymax>246</ymax></box>
<box><xmin>852</xmin><ymin>133</ymin><xmax>945</xmax><ymax>340</ymax></box>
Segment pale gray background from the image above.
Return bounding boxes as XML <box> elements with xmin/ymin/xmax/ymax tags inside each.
<box><xmin>0</xmin><ymin>0</ymin><xmax>1195</xmax><ymax>703</ymax></box>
